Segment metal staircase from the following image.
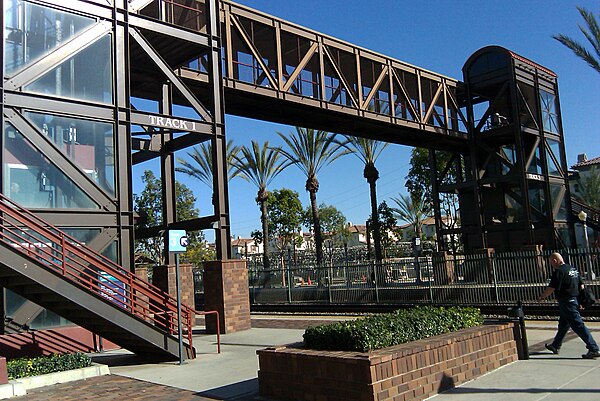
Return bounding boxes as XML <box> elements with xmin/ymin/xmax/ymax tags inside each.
<box><xmin>571</xmin><ymin>197</ymin><xmax>600</xmax><ymax>232</ymax></box>
<box><xmin>0</xmin><ymin>194</ymin><xmax>195</xmax><ymax>360</ymax></box>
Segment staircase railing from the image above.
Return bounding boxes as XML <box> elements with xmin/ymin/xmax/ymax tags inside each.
<box><xmin>571</xmin><ymin>197</ymin><xmax>600</xmax><ymax>231</ymax></box>
<box><xmin>0</xmin><ymin>193</ymin><xmax>195</xmax><ymax>350</ymax></box>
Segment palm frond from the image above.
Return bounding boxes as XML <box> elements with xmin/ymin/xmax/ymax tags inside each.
<box><xmin>553</xmin><ymin>7</ymin><xmax>600</xmax><ymax>74</ymax></box>
<box><xmin>231</xmin><ymin>140</ymin><xmax>288</xmax><ymax>192</ymax></box>
<box><xmin>277</xmin><ymin>127</ymin><xmax>351</xmax><ymax>179</ymax></box>
<box><xmin>175</xmin><ymin>140</ymin><xmax>240</xmax><ymax>188</ymax></box>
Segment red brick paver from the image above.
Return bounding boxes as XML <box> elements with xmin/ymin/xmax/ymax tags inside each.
<box><xmin>15</xmin><ymin>375</ymin><xmax>234</xmax><ymax>401</ymax></box>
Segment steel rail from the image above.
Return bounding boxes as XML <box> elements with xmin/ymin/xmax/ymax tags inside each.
<box><xmin>0</xmin><ymin>193</ymin><xmax>203</xmax><ymax>349</ymax></box>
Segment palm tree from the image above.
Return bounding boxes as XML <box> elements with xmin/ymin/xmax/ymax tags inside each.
<box><xmin>231</xmin><ymin>141</ymin><xmax>288</xmax><ymax>269</ymax></box>
<box><xmin>553</xmin><ymin>7</ymin><xmax>600</xmax><ymax>74</ymax></box>
<box><xmin>577</xmin><ymin>167</ymin><xmax>600</xmax><ymax>210</ymax></box>
<box><xmin>277</xmin><ymin>127</ymin><xmax>350</xmax><ymax>266</ymax></box>
<box><xmin>390</xmin><ymin>193</ymin><xmax>431</xmax><ymax>239</ymax></box>
<box><xmin>343</xmin><ymin>135</ymin><xmax>389</xmax><ymax>263</ymax></box>
<box><xmin>176</xmin><ymin>140</ymin><xmax>240</xmax><ymax>189</ymax></box>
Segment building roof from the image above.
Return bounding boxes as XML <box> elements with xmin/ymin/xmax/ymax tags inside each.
<box><xmin>349</xmin><ymin>225</ymin><xmax>367</xmax><ymax>234</ymax></box>
<box><xmin>231</xmin><ymin>238</ymin><xmax>257</xmax><ymax>246</ymax></box>
<box><xmin>572</xmin><ymin>155</ymin><xmax>600</xmax><ymax>170</ymax></box>
<box><xmin>397</xmin><ymin>216</ymin><xmax>452</xmax><ymax>230</ymax></box>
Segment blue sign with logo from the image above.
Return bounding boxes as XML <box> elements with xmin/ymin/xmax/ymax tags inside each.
<box><xmin>169</xmin><ymin>230</ymin><xmax>188</xmax><ymax>253</ymax></box>
<box><xmin>99</xmin><ymin>272</ymin><xmax>127</xmax><ymax>309</ymax></box>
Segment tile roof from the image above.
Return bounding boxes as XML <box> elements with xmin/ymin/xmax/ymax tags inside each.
<box><xmin>572</xmin><ymin>156</ymin><xmax>600</xmax><ymax>169</ymax></box>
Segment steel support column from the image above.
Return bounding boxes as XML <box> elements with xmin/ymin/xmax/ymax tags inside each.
<box><xmin>207</xmin><ymin>0</ymin><xmax>231</xmax><ymax>259</ymax></box>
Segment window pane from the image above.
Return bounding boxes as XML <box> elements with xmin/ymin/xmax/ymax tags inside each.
<box><xmin>528</xmin><ymin>182</ymin><xmax>546</xmax><ymax>222</ymax></box>
<box><xmin>4</xmin><ymin>123</ymin><xmax>100</xmax><ymax>209</ymax></box>
<box><xmin>518</xmin><ymin>83</ymin><xmax>539</xmax><ymax>129</ymax></box>
<box><xmin>505</xmin><ymin>189</ymin><xmax>523</xmax><ymax>223</ymax></box>
<box><xmin>25</xmin><ymin>112</ymin><xmax>115</xmax><ymax>196</ymax></box>
<box><xmin>546</xmin><ymin>139</ymin><xmax>562</xmax><ymax>177</ymax></box>
<box><xmin>23</xmin><ymin>35</ymin><xmax>113</xmax><ymax>104</ymax></box>
<box><xmin>526</xmin><ymin>145</ymin><xmax>543</xmax><ymax>175</ymax></box>
<box><xmin>4</xmin><ymin>0</ymin><xmax>94</xmax><ymax>74</ymax></box>
<box><xmin>549</xmin><ymin>184</ymin><xmax>568</xmax><ymax>221</ymax></box>
<box><xmin>540</xmin><ymin>90</ymin><xmax>558</xmax><ymax>133</ymax></box>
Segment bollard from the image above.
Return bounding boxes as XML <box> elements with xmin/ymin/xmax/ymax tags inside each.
<box><xmin>507</xmin><ymin>300</ymin><xmax>529</xmax><ymax>360</ymax></box>
<box><xmin>0</xmin><ymin>357</ymin><xmax>7</xmax><ymax>384</ymax></box>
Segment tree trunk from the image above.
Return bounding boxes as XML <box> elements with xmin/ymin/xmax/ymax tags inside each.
<box><xmin>365</xmin><ymin>163</ymin><xmax>382</xmax><ymax>263</ymax></box>
<box><xmin>258</xmin><ymin>189</ymin><xmax>270</xmax><ymax>270</ymax></box>
<box><xmin>307</xmin><ymin>186</ymin><xmax>323</xmax><ymax>267</ymax></box>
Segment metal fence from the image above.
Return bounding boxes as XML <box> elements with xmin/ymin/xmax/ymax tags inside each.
<box><xmin>194</xmin><ymin>248</ymin><xmax>600</xmax><ymax>308</ymax></box>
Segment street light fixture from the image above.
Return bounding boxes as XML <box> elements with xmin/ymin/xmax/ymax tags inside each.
<box><xmin>578</xmin><ymin>210</ymin><xmax>589</xmax><ymax>249</ymax></box>
<box><xmin>578</xmin><ymin>210</ymin><xmax>594</xmax><ymax>280</ymax></box>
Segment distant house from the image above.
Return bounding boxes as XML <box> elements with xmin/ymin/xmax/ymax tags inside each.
<box><xmin>570</xmin><ymin>153</ymin><xmax>599</xmax><ymax>246</ymax></box>
<box><xmin>231</xmin><ymin>237</ymin><xmax>263</xmax><ymax>259</ymax></box>
<box><xmin>347</xmin><ymin>224</ymin><xmax>368</xmax><ymax>247</ymax></box>
<box><xmin>346</xmin><ymin>224</ymin><xmax>401</xmax><ymax>247</ymax></box>
<box><xmin>570</xmin><ymin>153</ymin><xmax>600</xmax><ymax>203</ymax></box>
<box><xmin>397</xmin><ymin>216</ymin><xmax>455</xmax><ymax>241</ymax></box>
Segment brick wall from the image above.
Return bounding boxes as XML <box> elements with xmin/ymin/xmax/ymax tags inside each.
<box><xmin>203</xmin><ymin>259</ymin><xmax>250</xmax><ymax>334</ymax></box>
<box><xmin>134</xmin><ymin>266</ymin><xmax>150</xmax><ymax>318</ymax></box>
<box><xmin>151</xmin><ymin>264</ymin><xmax>195</xmax><ymax>322</ymax></box>
<box><xmin>257</xmin><ymin>322</ymin><xmax>519</xmax><ymax>401</ymax></box>
<box><xmin>0</xmin><ymin>326</ymin><xmax>119</xmax><ymax>359</ymax></box>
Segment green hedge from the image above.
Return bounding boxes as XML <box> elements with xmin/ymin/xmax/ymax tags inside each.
<box><xmin>7</xmin><ymin>352</ymin><xmax>92</xmax><ymax>380</ymax></box>
<box><xmin>303</xmin><ymin>306</ymin><xmax>483</xmax><ymax>352</ymax></box>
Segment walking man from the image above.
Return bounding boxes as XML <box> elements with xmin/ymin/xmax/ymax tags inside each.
<box><xmin>537</xmin><ymin>252</ymin><xmax>600</xmax><ymax>359</ymax></box>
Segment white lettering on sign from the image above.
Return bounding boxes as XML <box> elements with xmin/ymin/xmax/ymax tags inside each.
<box><xmin>526</xmin><ymin>173</ymin><xmax>543</xmax><ymax>181</ymax></box>
<box><xmin>148</xmin><ymin>115</ymin><xmax>197</xmax><ymax>131</ymax></box>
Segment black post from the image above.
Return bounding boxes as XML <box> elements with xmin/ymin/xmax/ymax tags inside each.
<box><xmin>517</xmin><ymin>300</ymin><xmax>529</xmax><ymax>360</ymax></box>
<box><xmin>508</xmin><ymin>301</ymin><xmax>529</xmax><ymax>360</ymax></box>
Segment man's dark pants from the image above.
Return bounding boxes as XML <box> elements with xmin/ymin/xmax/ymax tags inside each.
<box><xmin>551</xmin><ymin>297</ymin><xmax>599</xmax><ymax>351</ymax></box>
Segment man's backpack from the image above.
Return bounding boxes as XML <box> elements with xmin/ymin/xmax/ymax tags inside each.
<box><xmin>579</xmin><ymin>287</ymin><xmax>596</xmax><ymax>309</ymax></box>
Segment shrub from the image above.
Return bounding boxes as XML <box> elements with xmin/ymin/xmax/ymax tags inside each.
<box><xmin>7</xmin><ymin>352</ymin><xmax>92</xmax><ymax>380</ymax></box>
<box><xmin>303</xmin><ymin>306</ymin><xmax>483</xmax><ymax>352</ymax></box>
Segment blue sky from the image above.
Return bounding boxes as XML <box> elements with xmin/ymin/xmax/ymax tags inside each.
<box><xmin>134</xmin><ymin>0</ymin><xmax>600</xmax><ymax>240</ymax></box>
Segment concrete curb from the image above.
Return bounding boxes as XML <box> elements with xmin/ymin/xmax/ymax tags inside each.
<box><xmin>0</xmin><ymin>364</ymin><xmax>110</xmax><ymax>399</ymax></box>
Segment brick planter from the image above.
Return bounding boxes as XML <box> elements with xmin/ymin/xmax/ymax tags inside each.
<box><xmin>257</xmin><ymin>322</ymin><xmax>519</xmax><ymax>401</ymax></box>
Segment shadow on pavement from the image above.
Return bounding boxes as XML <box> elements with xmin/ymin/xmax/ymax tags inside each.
<box><xmin>91</xmin><ymin>353</ymin><xmax>160</xmax><ymax>366</ymax></box>
<box><xmin>195</xmin><ymin>378</ymin><xmax>259</xmax><ymax>401</ymax></box>
<box><xmin>446</xmin><ymin>387</ymin><xmax>600</xmax><ymax>395</ymax></box>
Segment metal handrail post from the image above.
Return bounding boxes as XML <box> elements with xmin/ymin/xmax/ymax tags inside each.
<box><xmin>427</xmin><ymin>258</ymin><xmax>434</xmax><ymax>303</ymax></box>
<box><xmin>327</xmin><ymin>265</ymin><xmax>333</xmax><ymax>304</ymax></box>
<box><xmin>374</xmin><ymin>261</ymin><xmax>380</xmax><ymax>304</ymax></box>
<box><xmin>491</xmin><ymin>252</ymin><xmax>499</xmax><ymax>304</ymax></box>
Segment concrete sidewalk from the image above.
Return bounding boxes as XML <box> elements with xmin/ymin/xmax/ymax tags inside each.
<box><xmin>428</xmin><ymin>321</ymin><xmax>600</xmax><ymax>401</ymax></box>
<box><xmin>14</xmin><ymin>318</ymin><xmax>600</xmax><ymax>400</ymax></box>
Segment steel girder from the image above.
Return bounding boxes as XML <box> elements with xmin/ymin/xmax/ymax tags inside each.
<box><xmin>177</xmin><ymin>0</ymin><xmax>470</xmax><ymax>151</ymax></box>
<box><xmin>1</xmin><ymin>0</ymin><xmax>231</xmax><ymax>273</ymax></box>
<box><xmin>459</xmin><ymin>46</ymin><xmax>575</xmax><ymax>251</ymax></box>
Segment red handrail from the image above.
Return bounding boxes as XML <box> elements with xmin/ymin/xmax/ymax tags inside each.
<box><xmin>194</xmin><ymin>310</ymin><xmax>220</xmax><ymax>354</ymax></box>
<box><xmin>0</xmin><ymin>193</ymin><xmax>200</xmax><ymax>350</ymax></box>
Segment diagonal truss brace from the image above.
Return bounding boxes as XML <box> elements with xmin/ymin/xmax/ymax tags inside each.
<box><xmin>474</xmin><ymin>82</ymin><xmax>509</xmax><ymax>133</ymax></box>
<box><xmin>229</xmin><ymin>15</ymin><xmax>278</xmax><ymax>89</ymax></box>
<box><xmin>282</xmin><ymin>42</ymin><xmax>319</xmax><ymax>93</ymax></box>
<box><xmin>362</xmin><ymin>66</ymin><xmax>390</xmax><ymax>111</ymax></box>
<box><xmin>322</xmin><ymin>45</ymin><xmax>359</xmax><ymax>108</ymax></box>
<box><xmin>391</xmin><ymin>68</ymin><xmax>420</xmax><ymax>122</ymax></box>
<box><xmin>4</xmin><ymin>108</ymin><xmax>115</xmax><ymax>211</ymax></box>
<box><xmin>130</xmin><ymin>29</ymin><xmax>213</xmax><ymax>123</ymax></box>
<box><xmin>4</xmin><ymin>21</ymin><xmax>112</xmax><ymax>90</ymax></box>
<box><xmin>423</xmin><ymin>83</ymin><xmax>444</xmax><ymax>125</ymax></box>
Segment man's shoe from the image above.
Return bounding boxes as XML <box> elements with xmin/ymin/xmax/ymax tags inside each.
<box><xmin>545</xmin><ymin>343</ymin><xmax>559</xmax><ymax>355</ymax></box>
<box><xmin>582</xmin><ymin>350</ymin><xmax>600</xmax><ymax>359</ymax></box>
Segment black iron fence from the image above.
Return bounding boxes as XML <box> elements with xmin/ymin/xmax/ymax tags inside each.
<box><xmin>194</xmin><ymin>248</ymin><xmax>600</xmax><ymax>308</ymax></box>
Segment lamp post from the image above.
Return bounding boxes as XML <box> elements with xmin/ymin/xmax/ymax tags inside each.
<box><xmin>578</xmin><ymin>210</ymin><xmax>594</xmax><ymax>280</ymax></box>
<box><xmin>578</xmin><ymin>210</ymin><xmax>589</xmax><ymax>249</ymax></box>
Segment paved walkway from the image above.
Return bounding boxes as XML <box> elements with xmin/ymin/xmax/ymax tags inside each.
<box><xmin>12</xmin><ymin>317</ymin><xmax>600</xmax><ymax>401</ymax></box>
